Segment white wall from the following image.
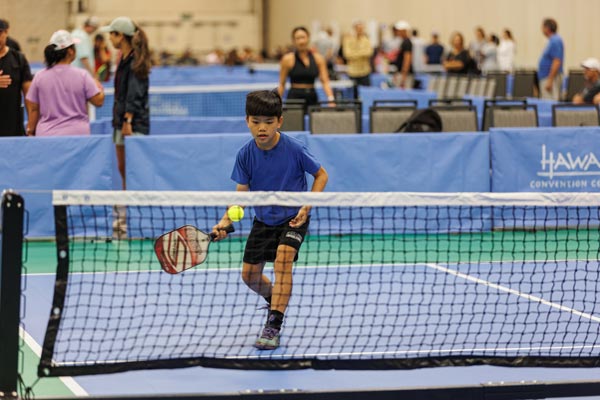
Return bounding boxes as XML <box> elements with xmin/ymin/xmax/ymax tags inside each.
<box><xmin>1</xmin><ymin>0</ymin><xmax>263</xmax><ymax>62</ymax></box>
<box><xmin>92</xmin><ymin>0</ymin><xmax>262</xmax><ymax>55</ymax></box>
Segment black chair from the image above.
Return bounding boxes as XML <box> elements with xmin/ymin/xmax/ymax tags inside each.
<box><xmin>482</xmin><ymin>98</ymin><xmax>528</xmax><ymax>131</ymax></box>
<box><xmin>430</xmin><ymin>105</ymin><xmax>479</xmax><ymax>132</ymax></box>
<box><xmin>552</xmin><ymin>103</ymin><xmax>600</xmax><ymax>127</ymax></box>
<box><xmin>512</xmin><ymin>70</ymin><xmax>537</xmax><ymax>98</ymax></box>
<box><xmin>488</xmin><ymin>104</ymin><xmax>539</xmax><ymax>129</ymax></box>
<box><xmin>281</xmin><ymin>100</ymin><xmax>306</xmax><ymax>131</ymax></box>
<box><xmin>369</xmin><ymin>100</ymin><xmax>417</xmax><ymax>133</ymax></box>
<box><xmin>309</xmin><ymin>101</ymin><xmax>362</xmax><ymax>134</ymax></box>
<box><xmin>485</xmin><ymin>71</ymin><xmax>508</xmax><ymax>98</ymax></box>
<box><xmin>565</xmin><ymin>70</ymin><xmax>586</xmax><ymax>102</ymax></box>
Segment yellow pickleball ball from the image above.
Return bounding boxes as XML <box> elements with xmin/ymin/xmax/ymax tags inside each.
<box><xmin>227</xmin><ymin>205</ymin><xmax>244</xmax><ymax>222</ymax></box>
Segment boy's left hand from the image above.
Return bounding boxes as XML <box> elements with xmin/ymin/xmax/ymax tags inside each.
<box><xmin>289</xmin><ymin>207</ymin><xmax>309</xmax><ymax>228</ymax></box>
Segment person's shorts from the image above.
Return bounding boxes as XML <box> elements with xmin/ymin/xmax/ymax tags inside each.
<box><xmin>113</xmin><ymin>129</ymin><xmax>146</xmax><ymax>146</ymax></box>
<box><xmin>243</xmin><ymin>217</ymin><xmax>310</xmax><ymax>264</ymax></box>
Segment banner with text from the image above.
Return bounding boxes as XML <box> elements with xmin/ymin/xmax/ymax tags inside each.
<box><xmin>491</xmin><ymin>127</ymin><xmax>600</xmax><ymax>192</ymax></box>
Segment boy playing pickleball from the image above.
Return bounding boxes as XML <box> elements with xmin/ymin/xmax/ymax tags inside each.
<box><xmin>213</xmin><ymin>90</ymin><xmax>328</xmax><ymax>350</ymax></box>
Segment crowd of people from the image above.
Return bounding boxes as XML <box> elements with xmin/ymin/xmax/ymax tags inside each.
<box><xmin>2</xmin><ymin>15</ymin><xmax>600</xmax><ymax>145</ymax></box>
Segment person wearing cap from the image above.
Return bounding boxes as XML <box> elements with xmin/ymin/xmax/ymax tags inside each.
<box><xmin>100</xmin><ymin>16</ymin><xmax>151</xmax><ymax>191</ymax></box>
<box><xmin>572</xmin><ymin>58</ymin><xmax>600</xmax><ymax>105</ymax></box>
<box><xmin>342</xmin><ymin>21</ymin><xmax>373</xmax><ymax>97</ymax></box>
<box><xmin>71</xmin><ymin>16</ymin><xmax>100</xmax><ymax>76</ymax></box>
<box><xmin>0</xmin><ymin>18</ymin><xmax>33</xmax><ymax>136</ymax></box>
<box><xmin>391</xmin><ymin>21</ymin><xmax>413</xmax><ymax>89</ymax></box>
<box><xmin>538</xmin><ymin>18</ymin><xmax>564</xmax><ymax>100</ymax></box>
<box><xmin>25</xmin><ymin>30</ymin><xmax>105</xmax><ymax>137</ymax></box>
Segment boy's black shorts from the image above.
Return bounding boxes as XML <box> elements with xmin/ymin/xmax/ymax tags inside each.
<box><xmin>243</xmin><ymin>217</ymin><xmax>310</xmax><ymax>264</ymax></box>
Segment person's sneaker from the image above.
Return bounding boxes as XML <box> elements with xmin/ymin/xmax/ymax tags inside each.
<box><xmin>254</xmin><ymin>326</ymin><xmax>280</xmax><ymax>350</ymax></box>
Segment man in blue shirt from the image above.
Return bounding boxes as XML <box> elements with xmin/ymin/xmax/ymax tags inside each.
<box><xmin>213</xmin><ymin>90</ymin><xmax>328</xmax><ymax>350</ymax></box>
<box><xmin>538</xmin><ymin>18</ymin><xmax>564</xmax><ymax>100</ymax></box>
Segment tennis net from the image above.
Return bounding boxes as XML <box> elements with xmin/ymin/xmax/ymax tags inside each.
<box><xmin>95</xmin><ymin>80</ymin><xmax>355</xmax><ymax>120</ymax></box>
<box><xmin>38</xmin><ymin>190</ymin><xmax>600</xmax><ymax>377</ymax></box>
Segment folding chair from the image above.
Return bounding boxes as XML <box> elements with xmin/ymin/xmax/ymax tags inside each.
<box><xmin>309</xmin><ymin>101</ymin><xmax>362</xmax><ymax>134</ymax></box>
<box><xmin>565</xmin><ymin>70</ymin><xmax>586</xmax><ymax>102</ymax></box>
<box><xmin>552</xmin><ymin>104</ymin><xmax>600</xmax><ymax>127</ymax></box>
<box><xmin>485</xmin><ymin>71</ymin><xmax>508</xmax><ymax>98</ymax></box>
<box><xmin>369</xmin><ymin>100</ymin><xmax>417</xmax><ymax>133</ymax></box>
<box><xmin>482</xmin><ymin>98</ymin><xmax>528</xmax><ymax>131</ymax></box>
<box><xmin>281</xmin><ymin>100</ymin><xmax>306</xmax><ymax>131</ymax></box>
<box><xmin>431</xmin><ymin>105</ymin><xmax>479</xmax><ymax>132</ymax></box>
<box><xmin>512</xmin><ymin>70</ymin><xmax>537</xmax><ymax>98</ymax></box>
<box><xmin>489</xmin><ymin>104</ymin><xmax>539</xmax><ymax>128</ymax></box>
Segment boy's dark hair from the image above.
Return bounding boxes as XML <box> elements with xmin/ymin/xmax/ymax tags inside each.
<box><xmin>245</xmin><ymin>90</ymin><xmax>282</xmax><ymax>117</ymax></box>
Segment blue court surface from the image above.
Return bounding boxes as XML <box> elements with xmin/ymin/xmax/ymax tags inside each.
<box><xmin>21</xmin><ymin>260</ymin><xmax>600</xmax><ymax>399</ymax></box>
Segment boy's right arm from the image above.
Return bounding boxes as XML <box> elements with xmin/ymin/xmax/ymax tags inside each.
<box><xmin>212</xmin><ymin>183</ymin><xmax>249</xmax><ymax>241</ymax></box>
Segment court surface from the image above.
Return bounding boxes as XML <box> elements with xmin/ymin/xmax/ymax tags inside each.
<box><xmin>20</xmin><ymin>239</ymin><xmax>600</xmax><ymax>399</ymax></box>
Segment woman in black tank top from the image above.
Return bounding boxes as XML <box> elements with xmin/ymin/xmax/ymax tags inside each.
<box><xmin>277</xmin><ymin>27</ymin><xmax>335</xmax><ymax>111</ymax></box>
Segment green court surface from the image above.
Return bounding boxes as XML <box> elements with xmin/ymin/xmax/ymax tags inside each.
<box><xmin>24</xmin><ymin>229</ymin><xmax>600</xmax><ymax>275</ymax></box>
<box><xmin>19</xmin><ymin>340</ymin><xmax>75</xmax><ymax>397</ymax></box>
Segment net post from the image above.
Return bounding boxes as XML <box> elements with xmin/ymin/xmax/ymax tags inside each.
<box><xmin>38</xmin><ymin>205</ymin><xmax>70</xmax><ymax>378</ymax></box>
<box><xmin>0</xmin><ymin>191</ymin><xmax>25</xmax><ymax>399</ymax></box>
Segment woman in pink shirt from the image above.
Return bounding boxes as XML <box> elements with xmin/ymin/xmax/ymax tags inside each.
<box><xmin>26</xmin><ymin>30</ymin><xmax>104</xmax><ymax>136</ymax></box>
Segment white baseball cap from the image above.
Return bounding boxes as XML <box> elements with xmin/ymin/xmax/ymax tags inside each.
<box><xmin>99</xmin><ymin>16</ymin><xmax>136</xmax><ymax>36</ymax></box>
<box><xmin>394</xmin><ymin>20</ymin><xmax>411</xmax><ymax>31</ymax></box>
<box><xmin>581</xmin><ymin>58</ymin><xmax>600</xmax><ymax>71</ymax></box>
<box><xmin>49</xmin><ymin>30</ymin><xmax>80</xmax><ymax>50</ymax></box>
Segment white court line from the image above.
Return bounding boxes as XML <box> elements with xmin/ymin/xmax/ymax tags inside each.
<box><xmin>19</xmin><ymin>327</ymin><xmax>88</xmax><ymax>397</ymax></box>
<box><xmin>23</xmin><ymin>257</ymin><xmax>598</xmax><ymax>277</ymax></box>
<box><xmin>424</xmin><ymin>262</ymin><xmax>600</xmax><ymax>323</ymax></box>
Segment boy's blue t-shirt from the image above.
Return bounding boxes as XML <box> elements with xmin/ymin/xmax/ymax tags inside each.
<box><xmin>538</xmin><ymin>34</ymin><xmax>564</xmax><ymax>80</ymax></box>
<box><xmin>231</xmin><ymin>132</ymin><xmax>321</xmax><ymax>225</ymax></box>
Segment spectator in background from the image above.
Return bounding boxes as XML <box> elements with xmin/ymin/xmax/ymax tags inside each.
<box><xmin>100</xmin><ymin>16</ymin><xmax>151</xmax><ymax>190</ymax></box>
<box><xmin>343</xmin><ymin>21</ymin><xmax>373</xmax><ymax>97</ymax></box>
<box><xmin>176</xmin><ymin>48</ymin><xmax>199</xmax><ymax>65</ymax></box>
<box><xmin>443</xmin><ymin>32</ymin><xmax>475</xmax><ymax>75</ymax></box>
<box><xmin>225</xmin><ymin>48</ymin><xmax>244</xmax><ymax>66</ymax></box>
<box><xmin>411</xmin><ymin>29</ymin><xmax>426</xmax><ymax>74</ymax></box>
<box><xmin>313</xmin><ymin>26</ymin><xmax>337</xmax><ymax>78</ymax></box>
<box><xmin>425</xmin><ymin>31</ymin><xmax>444</xmax><ymax>65</ymax></box>
<box><xmin>205</xmin><ymin>48</ymin><xmax>225</xmax><ymax>65</ymax></box>
<box><xmin>497</xmin><ymin>29</ymin><xmax>516</xmax><ymax>72</ymax></box>
<box><xmin>71</xmin><ymin>16</ymin><xmax>100</xmax><ymax>76</ymax></box>
<box><xmin>241</xmin><ymin>46</ymin><xmax>262</xmax><ymax>64</ymax></box>
<box><xmin>469</xmin><ymin>27</ymin><xmax>486</xmax><ymax>69</ymax></box>
<box><xmin>538</xmin><ymin>18</ymin><xmax>564</xmax><ymax>100</ymax></box>
<box><xmin>25</xmin><ymin>30</ymin><xmax>104</xmax><ymax>137</ymax></box>
<box><xmin>572</xmin><ymin>58</ymin><xmax>600</xmax><ymax>105</ymax></box>
<box><xmin>1</xmin><ymin>19</ymin><xmax>22</xmax><ymax>53</ymax></box>
<box><xmin>0</xmin><ymin>18</ymin><xmax>32</xmax><ymax>136</ymax></box>
<box><xmin>480</xmin><ymin>34</ymin><xmax>499</xmax><ymax>73</ymax></box>
<box><xmin>278</xmin><ymin>27</ymin><xmax>334</xmax><ymax>110</ymax></box>
<box><xmin>391</xmin><ymin>21</ymin><xmax>412</xmax><ymax>89</ymax></box>
<box><xmin>94</xmin><ymin>33</ymin><xmax>111</xmax><ymax>81</ymax></box>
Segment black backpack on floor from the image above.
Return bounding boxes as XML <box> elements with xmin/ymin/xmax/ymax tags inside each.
<box><xmin>395</xmin><ymin>108</ymin><xmax>443</xmax><ymax>133</ymax></box>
